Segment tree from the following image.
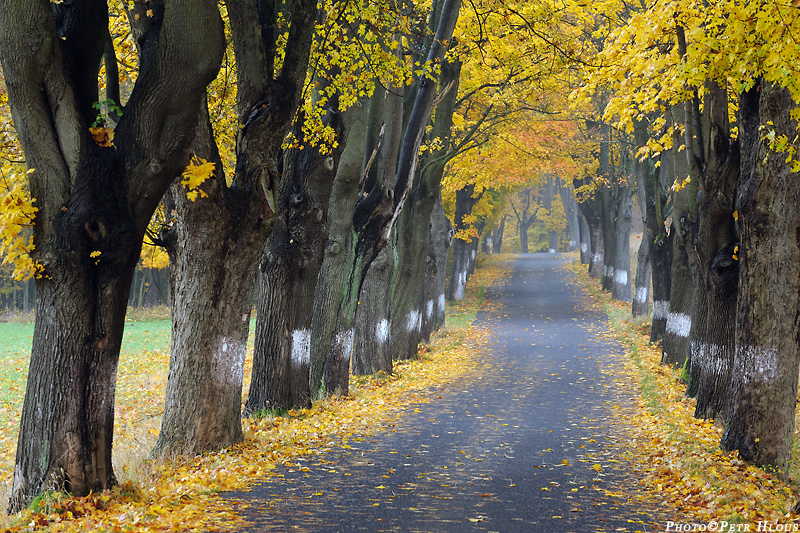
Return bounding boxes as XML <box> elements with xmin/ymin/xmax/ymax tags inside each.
<box><xmin>153</xmin><ymin>0</ymin><xmax>319</xmax><ymax>456</ymax></box>
<box><xmin>582</xmin><ymin>0</ymin><xmax>800</xmax><ymax>467</ymax></box>
<box><xmin>0</xmin><ymin>0</ymin><xmax>225</xmax><ymax>509</ymax></box>
<box><xmin>722</xmin><ymin>82</ymin><xmax>800</xmax><ymax>467</ymax></box>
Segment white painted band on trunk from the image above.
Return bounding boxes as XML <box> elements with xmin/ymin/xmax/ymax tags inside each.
<box><xmin>691</xmin><ymin>341</ymin><xmax>730</xmax><ymax>375</ymax></box>
<box><xmin>471</xmin><ymin>250</ymin><xmax>476</xmax><ymax>261</ymax></box>
<box><xmin>291</xmin><ymin>329</ymin><xmax>311</xmax><ymax>365</ymax></box>
<box><xmin>653</xmin><ymin>300</ymin><xmax>669</xmax><ymax>320</ymax></box>
<box><xmin>376</xmin><ymin>319</ymin><xmax>389</xmax><ymax>345</ymax></box>
<box><xmin>570</xmin><ymin>240</ymin><xmax>576</xmax><ymax>247</ymax></box>
<box><xmin>426</xmin><ymin>299</ymin><xmax>434</xmax><ymax>319</ymax></box>
<box><xmin>335</xmin><ymin>329</ymin><xmax>355</xmax><ymax>362</ymax></box>
<box><xmin>406</xmin><ymin>310</ymin><xmax>421</xmax><ymax>332</ymax></box>
<box><xmin>614</xmin><ymin>269</ymin><xmax>628</xmax><ymax>286</ymax></box>
<box><xmin>666</xmin><ymin>312</ymin><xmax>692</xmax><ymax>338</ymax></box>
<box><xmin>635</xmin><ymin>286</ymin><xmax>648</xmax><ymax>304</ymax></box>
<box><xmin>214</xmin><ymin>336</ymin><xmax>246</xmax><ymax>387</ymax></box>
<box><xmin>603</xmin><ymin>265</ymin><xmax>608</xmax><ymax>276</ymax></box>
<box><xmin>593</xmin><ymin>253</ymin><xmax>602</xmax><ymax>264</ymax></box>
<box><xmin>454</xmin><ymin>271</ymin><xmax>466</xmax><ymax>300</ymax></box>
<box><xmin>740</xmin><ymin>345</ymin><xmax>780</xmax><ymax>384</ymax></box>
<box><xmin>548</xmin><ymin>248</ymin><xmax>556</xmax><ymax>254</ymax></box>
<box><xmin>438</xmin><ymin>294</ymin><xmax>446</xmax><ymax>313</ymax></box>
<box><xmin>581</xmin><ymin>243</ymin><xmax>588</xmax><ymax>253</ymax></box>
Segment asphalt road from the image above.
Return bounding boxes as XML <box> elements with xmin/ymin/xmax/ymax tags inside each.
<box><xmin>223</xmin><ymin>254</ymin><xmax>667</xmax><ymax>532</ymax></box>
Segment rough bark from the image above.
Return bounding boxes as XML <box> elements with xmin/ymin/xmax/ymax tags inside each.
<box><xmin>352</xmin><ymin>246</ymin><xmax>393</xmax><ymax>375</ymax></box>
<box><xmin>448</xmin><ymin>184</ymin><xmax>477</xmax><ymax>300</ymax></box>
<box><xmin>661</xmin><ymin>106</ymin><xmax>697</xmax><ymax>367</ymax></box>
<box><xmin>153</xmin><ymin>0</ymin><xmax>319</xmax><ymax>455</ymax></box>
<box><xmin>244</xmin><ymin>134</ymin><xmax>340</xmax><ymax>413</ymax></box>
<box><xmin>351</xmin><ymin>79</ymin><xmax>404</xmax><ymax>376</ymax></box>
<box><xmin>636</xmin><ymin>121</ymin><xmax>672</xmax><ymax>341</ymax></box>
<box><xmin>311</xmin><ymin>0</ymin><xmax>461</xmax><ymax>393</ymax></box>
<box><xmin>308</xmin><ymin>103</ymin><xmax>370</xmax><ymax>397</ymax></box>
<box><xmin>722</xmin><ymin>83</ymin><xmax>800</xmax><ymax>468</ymax></box>
<box><xmin>427</xmin><ymin>194</ymin><xmax>453</xmax><ymax>332</ymax></box>
<box><xmin>631</xmin><ymin>134</ymin><xmax>651</xmax><ymax>317</ymax></box>
<box><xmin>686</xmin><ymin>82</ymin><xmax>740</xmax><ymax>421</ymax></box>
<box><xmin>2</xmin><ymin>0</ymin><xmax>224</xmax><ymax>510</ymax></box>
<box><xmin>154</xmin><ymin>99</ymin><xmax>276</xmax><ymax>455</ymax></box>
<box><xmin>390</xmin><ymin>59</ymin><xmax>461</xmax><ymax>361</ymax></box>
<box><xmin>608</xmin><ymin>186</ymin><xmax>634</xmax><ymax>302</ymax></box>
<box><xmin>632</xmin><ymin>236</ymin><xmax>652</xmax><ymax>318</ymax></box>
<box><xmin>574</xmin><ymin>176</ymin><xmax>603</xmax><ymax>278</ymax></box>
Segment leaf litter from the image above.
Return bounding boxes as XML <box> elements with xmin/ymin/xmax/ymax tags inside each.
<box><xmin>568</xmin><ymin>260</ymin><xmax>800</xmax><ymax>527</ymax></box>
<box><xmin>0</xmin><ymin>258</ymin><xmax>510</xmax><ymax>533</ymax></box>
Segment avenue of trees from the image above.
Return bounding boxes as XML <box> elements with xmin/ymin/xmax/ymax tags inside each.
<box><xmin>0</xmin><ymin>0</ymin><xmax>798</xmax><ymax>511</ymax></box>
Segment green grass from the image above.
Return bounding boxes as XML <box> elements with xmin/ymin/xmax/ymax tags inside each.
<box><xmin>0</xmin><ymin>322</ymin><xmax>35</xmax><ymax>361</ymax></box>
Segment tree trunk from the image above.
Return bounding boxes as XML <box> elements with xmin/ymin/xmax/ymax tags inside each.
<box><xmin>578</xmin><ymin>211</ymin><xmax>591</xmax><ymax>264</ymax></box>
<box><xmin>636</xmin><ymin>121</ymin><xmax>672</xmax><ymax>342</ymax></box>
<box><xmin>388</xmin><ymin>58</ymin><xmax>460</xmax><ymax>361</ymax></box>
<box><xmin>543</xmin><ymin>174</ymin><xmax>559</xmax><ymax>253</ymax></box>
<box><xmin>428</xmin><ymin>194</ymin><xmax>452</xmax><ymax>332</ymax></box>
<box><xmin>661</xmin><ymin>106</ymin><xmax>698</xmax><ymax>367</ymax></box>
<box><xmin>352</xmin><ymin>246</ymin><xmax>393</xmax><ymax>374</ymax></box>
<box><xmin>491</xmin><ymin>216</ymin><xmax>505</xmax><ymax>254</ymax></box>
<box><xmin>632</xmin><ymin>140</ymin><xmax>651</xmax><ymax>317</ymax></box>
<box><xmin>610</xmin><ymin>186</ymin><xmax>633</xmax><ymax>302</ymax></box>
<box><xmin>300</xmin><ymin>0</ymin><xmax>462</xmax><ymax>396</ymax></box>
<box><xmin>309</xmin><ymin>104</ymin><xmax>370</xmax><ymax>397</ymax></box>
<box><xmin>685</xmin><ymin>82</ymin><xmax>740</xmax><ymax>421</ymax></box>
<box><xmin>469</xmin><ymin>219</ymin><xmax>485</xmax><ymax>273</ymax></box>
<box><xmin>557</xmin><ymin>178</ymin><xmax>580</xmax><ymax>252</ymax></box>
<box><xmin>3</xmin><ymin>0</ymin><xmax>224</xmax><ymax>510</ymax></box>
<box><xmin>633</xmin><ymin>237</ymin><xmax>651</xmax><ymax>317</ymax></box>
<box><xmin>448</xmin><ymin>184</ymin><xmax>476</xmax><ymax>300</ymax></box>
<box><xmin>722</xmin><ymin>83</ymin><xmax>800</xmax><ymax>468</ymax></box>
<box><xmin>574</xmin><ymin>177</ymin><xmax>603</xmax><ymax>278</ymax></box>
<box><xmin>245</xmin><ymin>136</ymin><xmax>339</xmax><ymax>412</ymax></box>
<box><xmin>519</xmin><ymin>219</ymin><xmax>530</xmax><ymax>253</ymax></box>
<box><xmin>154</xmin><ymin>100</ymin><xmax>274</xmax><ymax>455</ymax></box>
<box><xmin>153</xmin><ymin>0</ymin><xmax>318</xmax><ymax>453</ymax></box>
<box><xmin>350</xmin><ymin>77</ymin><xmax>405</xmax><ymax>376</ymax></box>
<box><xmin>156</xmin><ymin>180</ymin><xmax>265</xmax><ymax>455</ymax></box>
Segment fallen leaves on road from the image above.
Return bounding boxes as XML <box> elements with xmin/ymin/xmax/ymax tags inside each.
<box><xmin>0</xmin><ymin>259</ymin><xmax>510</xmax><ymax>532</ymax></box>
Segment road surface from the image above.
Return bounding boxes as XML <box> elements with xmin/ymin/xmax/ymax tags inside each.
<box><xmin>224</xmin><ymin>254</ymin><xmax>667</xmax><ymax>532</ymax></box>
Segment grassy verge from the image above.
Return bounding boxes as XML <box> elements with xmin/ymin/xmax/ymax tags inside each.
<box><xmin>0</xmin><ymin>256</ymin><xmax>509</xmax><ymax>532</ymax></box>
<box><xmin>567</xmin><ymin>258</ymin><xmax>798</xmax><ymax>526</ymax></box>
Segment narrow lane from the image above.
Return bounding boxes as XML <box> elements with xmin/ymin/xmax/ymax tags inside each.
<box><xmin>225</xmin><ymin>254</ymin><xmax>664</xmax><ymax>532</ymax></box>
